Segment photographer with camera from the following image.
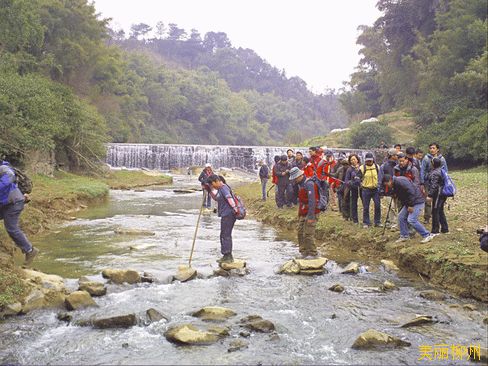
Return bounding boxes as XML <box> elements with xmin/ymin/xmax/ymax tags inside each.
<box><xmin>479</xmin><ymin>226</ymin><xmax>488</xmax><ymax>253</ymax></box>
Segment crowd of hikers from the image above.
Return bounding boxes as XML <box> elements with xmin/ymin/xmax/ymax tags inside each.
<box><xmin>255</xmin><ymin>143</ymin><xmax>454</xmax><ymax>259</ymax></box>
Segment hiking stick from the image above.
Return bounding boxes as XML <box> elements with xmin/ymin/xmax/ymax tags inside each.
<box><xmin>188</xmin><ymin>191</ymin><xmax>206</xmax><ymax>267</ymax></box>
<box><xmin>266</xmin><ymin>184</ymin><xmax>275</xmax><ymax>197</ymax></box>
<box><xmin>382</xmin><ymin>196</ymin><xmax>393</xmax><ymax>236</ymax></box>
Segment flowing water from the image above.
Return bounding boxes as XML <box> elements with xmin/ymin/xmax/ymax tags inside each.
<box><xmin>0</xmin><ymin>175</ymin><xmax>485</xmax><ymax>365</ymax></box>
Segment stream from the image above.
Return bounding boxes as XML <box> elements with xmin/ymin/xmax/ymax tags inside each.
<box><xmin>0</xmin><ymin>174</ymin><xmax>485</xmax><ymax>365</ymax></box>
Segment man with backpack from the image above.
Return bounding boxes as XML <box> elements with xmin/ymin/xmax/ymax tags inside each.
<box><xmin>420</xmin><ymin>143</ymin><xmax>448</xmax><ymax>224</ymax></box>
<box><xmin>426</xmin><ymin>158</ymin><xmax>449</xmax><ymax>234</ymax></box>
<box><xmin>289</xmin><ymin>167</ymin><xmax>320</xmax><ymax>259</ymax></box>
<box><xmin>382</xmin><ymin>174</ymin><xmax>435</xmax><ymax>244</ymax></box>
<box><xmin>358</xmin><ymin>152</ymin><xmax>381</xmax><ymax>228</ymax></box>
<box><xmin>0</xmin><ymin>160</ymin><xmax>38</xmax><ymax>266</ymax></box>
<box><xmin>198</xmin><ymin>163</ymin><xmax>214</xmax><ymax>209</ymax></box>
<box><xmin>394</xmin><ymin>153</ymin><xmax>420</xmax><ymax>188</ymax></box>
<box><xmin>205</xmin><ymin>174</ymin><xmax>240</xmax><ymax>264</ymax></box>
<box><xmin>258</xmin><ymin>160</ymin><xmax>269</xmax><ymax>201</ymax></box>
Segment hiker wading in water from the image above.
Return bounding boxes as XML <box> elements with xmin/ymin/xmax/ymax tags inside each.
<box><xmin>289</xmin><ymin>167</ymin><xmax>320</xmax><ymax>259</ymax></box>
<box><xmin>205</xmin><ymin>174</ymin><xmax>238</xmax><ymax>263</ymax></box>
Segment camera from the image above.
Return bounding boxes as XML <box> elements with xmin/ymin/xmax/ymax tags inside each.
<box><xmin>476</xmin><ymin>228</ymin><xmax>485</xmax><ymax>235</ymax></box>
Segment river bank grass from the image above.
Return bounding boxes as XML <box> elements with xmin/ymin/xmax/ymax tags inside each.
<box><xmin>0</xmin><ymin>169</ymin><xmax>172</xmax><ymax>309</ymax></box>
<box><xmin>236</xmin><ymin>167</ymin><xmax>488</xmax><ymax>302</ymax></box>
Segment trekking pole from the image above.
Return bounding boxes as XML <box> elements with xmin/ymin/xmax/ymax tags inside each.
<box><xmin>188</xmin><ymin>191</ymin><xmax>207</xmax><ymax>267</ymax></box>
<box><xmin>266</xmin><ymin>184</ymin><xmax>275</xmax><ymax>197</ymax></box>
<box><xmin>382</xmin><ymin>196</ymin><xmax>394</xmax><ymax>236</ymax></box>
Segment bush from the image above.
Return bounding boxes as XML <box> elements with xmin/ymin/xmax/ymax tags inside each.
<box><xmin>349</xmin><ymin>122</ymin><xmax>393</xmax><ymax>149</ymax></box>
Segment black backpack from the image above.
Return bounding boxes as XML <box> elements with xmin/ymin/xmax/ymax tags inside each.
<box><xmin>13</xmin><ymin>167</ymin><xmax>33</xmax><ymax>194</ymax></box>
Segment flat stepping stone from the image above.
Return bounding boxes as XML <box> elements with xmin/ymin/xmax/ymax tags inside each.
<box><xmin>278</xmin><ymin>257</ymin><xmax>328</xmax><ymax>275</ymax></box>
<box><xmin>400</xmin><ymin>315</ymin><xmax>436</xmax><ymax>328</ymax></box>
<box><xmin>164</xmin><ymin>324</ymin><xmax>223</xmax><ymax>345</ymax></box>
<box><xmin>192</xmin><ymin>306</ymin><xmax>236</xmax><ymax>321</ymax></box>
<box><xmin>174</xmin><ymin>265</ymin><xmax>198</xmax><ymax>282</ymax></box>
<box><xmin>219</xmin><ymin>260</ymin><xmax>246</xmax><ymax>270</ymax></box>
<box><xmin>352</xmin><ymin>329</ymin><xmax>411</xmax><ymax>350</ymax></box>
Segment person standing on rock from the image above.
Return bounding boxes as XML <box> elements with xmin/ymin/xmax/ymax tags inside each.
<box><xmin>289</xmin><ymin>167</ymin><xmax>319</xmax><ymax>259</ymax></box>
<box><xmin>0</xmin><ymin>160</ymin><xmax>38</xmax><ymax>266</ymax></box>
<box><xmin>198</xmin><ymin>163</ymin><xmax>214</xmax><ymax>209</ymax></box>
<box><xmin>205</xmin><ymin>174</ymin><xmax>239</xmax><ymax>263</ymax></box>
<box><xmin>382</xmin><ymin>174</ymin><xmax>435</xmax><ymax>244</ymax></box>
<box><xmin>258</xmin><ymin>160</ymin><xmax>269</xmax><ymax>201</ymax></box>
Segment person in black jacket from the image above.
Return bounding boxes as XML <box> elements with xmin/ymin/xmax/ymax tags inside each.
<box><xmin>258</xmin><ymin>160</ymin><xmax>270</xmax><ymax>201</ymax></box>
<box><xmin>382</xmin><ymin>174</ymin><xmax>435</xmax><ymax>244</ymax></box>
<box><xmin>275</xmin><ymin>155</ymin><xmax>292</xmax><ymax>208</ymax></box>
<box><xmin>427</xmin><ymin>157</ymin><xmax>449</xmax><ymax>234</ymax></box>
<box><xmin>198</xmin><ymin>164</ymin><xmax>214</xmax><ymax>208</ymax></box>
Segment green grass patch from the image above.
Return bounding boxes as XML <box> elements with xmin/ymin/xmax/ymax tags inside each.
<box><xmin>0</xmin><ymin>267</ymin><xmax>27</xmax><ymax>308</ymax></box>
<box><xmin>103</xmin><ymin>170</ymin><xmax>172</xmax><ymax>189</ymax></box>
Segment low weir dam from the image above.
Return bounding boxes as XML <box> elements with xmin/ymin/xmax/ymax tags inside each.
<box><xmin>106</xmin><ymin>143</ymin><xmax>374</xmax><ymax>171</ymax></box>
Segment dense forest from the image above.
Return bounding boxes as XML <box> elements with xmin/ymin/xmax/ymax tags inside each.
<box><xmin>0</xmin><ymin>0</ymin><xmax>346</xmax><ymax>169</ymax></box>
<box><xmin>340</xmin><ymin>0</ymin><xmax>487</xmax><ymax>163</ymax></box>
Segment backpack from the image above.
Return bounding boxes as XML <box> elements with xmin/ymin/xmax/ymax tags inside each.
<box><xmin>360</xmin><ymin>163</ymin><xmax>379</xmax><ymax>188</ymax></box>
<box><xmin>13</xmin><ymin>167</ymin><xmax>33</xmax><ymax>194</ymax></box>
<box><xmin>440</xmin><ymin>167</ymin><xmax>456</xmax><ymax>197</ymax></box>
<box><xmin>226</xmin><ymin>184</ymin><xmax>247</xmax><ymax>220</ymax></box>
<box><xmin>311</xmin><ymin>176</ymin><xmax>329</xmax><ymax>212</ymax></box>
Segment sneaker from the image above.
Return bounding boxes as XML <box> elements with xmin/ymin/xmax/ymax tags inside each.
<box><xmin>24</xmin><ymin>247</ymin><xmax>39</xmax><ymax>266</ymax></box>
<box><xmin>395</xmin><ymin>237</ymin><xmax>410</xmax><ymax>243</ymax></box>
<box><xmin>362</xmin><ymin>225</ymin><xmax>369</xmax><ymax>229</ymax></box>
<box><xmin>374</xmin><ymin>223</ymin><xmax>381</xmax><ymax>228</ymax></box>
<box><xmin>420</xmin><ymin>234</ymin><xmax>435</xmax><ymax>244</ymax></box>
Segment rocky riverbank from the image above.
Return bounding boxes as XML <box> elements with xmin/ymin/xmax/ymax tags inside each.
<box><xmin>0</xmin><ymin>169</ymin><xmax>172</xmax><ymax>314</ymax></box>
<box><xmin>235</xmin><ymin>168</ymin><xmax>488</xmax><ymax>302</ymax></box>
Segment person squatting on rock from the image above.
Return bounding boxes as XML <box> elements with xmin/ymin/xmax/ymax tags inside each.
<box><xmin>420</xmin><ymin>143</ymin><xmax>448</xmax><ymax>224</ymax></box>
<box><xmin>258</xmin><ymin>160</ymin><xmax>270</xmax><ymax>201</ymax></box>
<box><xmin>426</xmin><ymin>157</ymin><xmax>449</xmax><ymax>234</ymax></box>
<box><xmin>382</xmin><ymin>174</ymin><xmax>435</xmax><ymax>244</ymax></box>
<box><xmin>198</xmin><ymin>163</ymin><xmax>214</xmax><ymax>208</ymax></box>
<box><xmin>289</xmin><ymin>167</ymin><xmax>319</xmax><ymax>259</ymax></box>
<box><xmin>204</xmin><ymin>174</ymin><xmax>239</xmax><ymax>263</ymax></box>
<box><xmin>0</xmin><ymin>160</ymin><xmax>38</xmax><ymax>266</ymax></box>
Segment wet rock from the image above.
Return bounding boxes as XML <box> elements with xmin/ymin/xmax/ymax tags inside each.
<box><xmin>220</xmin><ymin>260</ymin><xmax>246</xmax><ymax>271</ymax></box>
<box><xmin>92</xmin><ymin>314</ymin><xmax>137</xmax><ymax>329</ymax></box>
<box><xmin>174</xmin><ymin>265</ymin><xmax>197</xmax><ymax>282</ymax></box>
<box><xmin>380</xmin><ymin>280</ymin><xmax>398</xmax><ymax>291</ymax></box>
<box><xmin>240</xmin><ymin>315</ymin><xmax>275</xmax><ymax>333</ymax></box>
<box><xmin>57</xmin><ymin>312</ymin><xmax>72</xmax><ymax>323</ymax></box>
<box><xmin>146</xmin><ymin>308</ymin><xmax>168</xmax><ymax>323</ymax></box>
<box><xmin>239</xmin><ymin>330</ymin><xmax>251</xmax><ymax>338</ymax></box>
<box><xmin>341</xmin><ymin>262</ymin><xmax>360</xmax><ymax>274</ymax></box>
<box><xmin>419</xmin><ymin>290</ymin><xmax>446</xmax><ymax>301</ymax></box>
<box><xmin>102</xmin><ymin>269</ymin><xmax>141</xmax><ymax>284</ymax></box>
<box><xmin>23</xmin><ymin>269</ymin><xmax>65</xmax><ymax>292</ymax></box>
<box><xmin>330</xmin><ymin>313</ymin><xmax>337</xmax><ymax>319</ymax></box>
<box><xmin>400</xmin><ymin>315</ymin><xmax>436</xmax><ymax>328</ymax></box>
<box><xmin>228</xmin><ymin>339</ymin><xmax>249</xmax><ymax>352</ymax></box>
<box><xmin>164</xmin><ymin>324</ymin><xmax>221</xmax><ymax>345</ymax></box>
<box><xmin>294</xmin><ymin>257</ymin><xmax>328</xmax><ymax>270</ymax></box>
<box><xmin>1</xmin><ymin>302</ymin><xmax>22</xmax><ymax>317</ymax></box>
<box><xmin>114</xmin><ymin>228</ymin><xmax>156</xmax><ymax>236</ymax></box>
<box><xmin>141</xmin><ymin>275</ymin><xmax>153</xmax><ymax>283</ymax></box>
<box><xmin>192</xmin><ymin>306</ymin><xmax>237</xmax><ymax>321</ymax></box>
<box><xmin>351</xmin><ymin>329</ymin><xmax>411</xmax><ymax>350</ymax></box>
<box><xmin>65</xmin><ymin>290</ymin><xmax>97</xmax><ymax>311</ymax></box>
<box><xmin>380</xmin><ymin>260</ymin><xmax>400</xmax><ymax>272</ymax></box>
<box><xmin>78</xmin><ymin>281</ymin><xmax>106</xmax><ymax>297</ymax></box>
<box><xmin>300</xmin><ymin>269</ymin><xmax>325</xmax><ymax>276</ymax></box>
<box><xmin>448</xmin><ymin>304</ymin><xmax>461</xmax><ymax>309</ymax></box>
<box><xmin>329</xmin><ymin>284</ymin><xmax>345</xmax><ymax>293</ymax></box>
<box><xmin>122</xmin><ymin>343</ymin><xmax>129</xmax><ymax>348</ymax></box>
<box><xmin>483</xmin><ymin>317</ymin><xmax>488</xmax><ymax>325</ymax></box>
<box><xmin>268</xmin><ymin>332</ymin><xmax>280</xmax><ymax>341</ymax></box>
<box><xmin>22</xmin><ymin>289</ymin><xmax>46</xmax><ymax>313</ymax></box>
<box><xmin>208</xmin><ymin>326</ymin><xmax>230</xmax><ymax>337</ymax></box>
<box><xmin>463</xmin><ymin>304</ymin><xmax>477</xmax><ymax>311</ymax></box>
<box><xmin>143</xmin><ymin>270</ymin><xmax>174</xmax><ymax>284</ymax></box>
<box><xmin>278</xmin><ymin>260</ymin><xmax>300</xmax><ymax>275</ymax></box>
<box><xmin>134</xmin><ymin>189</ymin><xmax>145</xmax><ymax>192</ymax></box>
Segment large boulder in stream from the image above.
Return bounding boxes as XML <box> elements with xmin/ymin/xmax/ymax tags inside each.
<box><xmin>91</xmin><ymin>314</ymin><xmax>137</xmax><ymax>329</ymax></box>
<box><xmin>164</xmin><ymin>324</ymin><xmax>223</xmax><ymax>345</ymax></box>
<box><xmin>102</xmin><ymin>269</ymin><xmax>141</xmax><ymax>284</ymax></box>
<box><xmin>65</xmin><ymin>291</ymin><xmax>97</xmax><ymax>311</ymax></box>
<box><xmin>78</xmin><ymin>281</ymin><xmax>106</xmax><ymax>297</ymax></box>
<box><xmin>341</xmin><ymin>262</ymin><xmax>360</xmax><ymax>274</ymax></box>
<box><xmin>278</xmin><ymin>257</ymin><xmax>328</xmax><ymax>275</ymax></box>
<box><xmin>20</xmin><ymin>269</ymin><xmax>68</xmax><ymax>313</ymax></box>
<box><xmin>352</xmin><ymin>329</ymin><xmax>411</xmax><ymax>350</ymax></box>
<box><xmin>192</xmin><ymin>306</ymin><xmax>236</xmax><ymax>321</ymax></box>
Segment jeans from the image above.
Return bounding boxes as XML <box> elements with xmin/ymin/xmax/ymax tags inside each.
<box><xmin>0</xmin><ymin>201</ymin><xmax>33</xmax><ymax>253</ymax></box>
<box><xmin>220</xmin><ymin>215</ymin><xmax>236</xmax><ymax>255</ymax></box>
<box><xmin>260</xmin><ymin>178</ymin><xmax>268</xmax><ymax>201</ymax></box>
<box><xmin>398</xmin><ymin>203</ymin><xmax>430</xmax><ymax>238</ymax></box>
<box><xmin>350</xmin><ymin>187</ymin><xmax>360</xmax><ymax>223</ymax></box>
<box><xmin>432</xmin><ymin>195</ymin><xmax>448</xmax><ymax>233</ymax></box>
<box><xmin>362</xmin><ymin>188</ymin><xmax>381</xmax><ymax>226</ymax></box>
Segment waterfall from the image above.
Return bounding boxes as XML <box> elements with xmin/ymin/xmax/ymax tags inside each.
<box><xmin>106</xmin><ymin>143</ymin><xmax>377</xmax><ymax>171</ymax></box>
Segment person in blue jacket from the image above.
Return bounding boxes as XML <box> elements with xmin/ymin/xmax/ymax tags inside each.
<box><xmin>0</xmin><ymin>161</ymin><xmax>38</xmax><ymax>266</ymax></box>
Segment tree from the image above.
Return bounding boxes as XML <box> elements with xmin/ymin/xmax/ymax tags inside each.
<box><xmin>349</xmin><ymin>122</ymin><xmax>393</xmax><ymax>149</ymax></box>
<box><xmin>155</xmin><ymin>21</ymin><xmax>166</xmax><ymax>39</ymax></box>
<box><xmin>167</xmin><ymin>23</ymin><xmax>186</xmax><ymax>40</ymax></box>
<box><xmin>203</xmin><ymin>31</ymin><xmax>231</xmax><ymax>52</ymax></box>
<box><xmin>130</xmin><ymin>23</ymin><xmax>152</xmax><ymax>40</ymax></box>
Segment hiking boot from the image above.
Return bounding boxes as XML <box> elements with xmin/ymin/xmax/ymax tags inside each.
<box><xmin>420</xmin><ymin>234</ymin><xmax>435</xmax><ymax>244</ymax></box>
<box><xmin>217</xmin><ymin>254</ymin><xmax>234</xmax><ymax>263</ymax></box>
<box><xmin>24</xmin><ymin>247</ymin><xmax>39</xmax><ymax>266</ymax></box>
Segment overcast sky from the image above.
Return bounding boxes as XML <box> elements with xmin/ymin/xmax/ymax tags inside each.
<box><xmin>93</xmin><ymin>0</ymin><xmax>381</xmax><ymax>93</ymax></box>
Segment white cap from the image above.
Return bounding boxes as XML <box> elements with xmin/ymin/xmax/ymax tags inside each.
<box><xmin>205</xmin><ymin>163</ymin><xmax>212</xmax><ymax>168</ymax></box>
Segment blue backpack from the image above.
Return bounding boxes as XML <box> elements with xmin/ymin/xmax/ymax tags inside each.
<box><xmin>441</xmin><ymin>168</ymin><xmax>456</xmax><ymax>197</ymax></box>
<box><xmin>310</xmin><ymin>176</ymin><xmax>329</xmax><ymax>212</ymax></box>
